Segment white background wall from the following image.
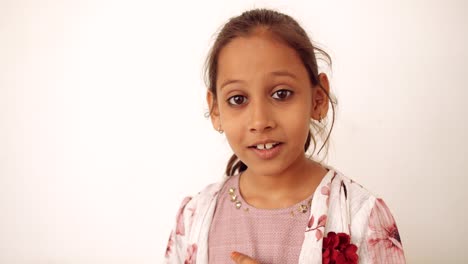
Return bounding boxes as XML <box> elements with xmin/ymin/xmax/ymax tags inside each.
<box><xmin>1</xmin><ymin>0</ymin><xmax>467</xmax><ymax>263</ymax></box>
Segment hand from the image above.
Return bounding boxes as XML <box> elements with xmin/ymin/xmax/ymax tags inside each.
<box><xmin>230</xmin><ymin>251</ymin><xmax>260</xmax><ymax>264</ymax></box>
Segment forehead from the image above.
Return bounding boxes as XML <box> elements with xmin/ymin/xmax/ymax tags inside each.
<box><xmin>216</xmin><ymin>33</ymin><xmax>310</xmax><ymax>88</ymax></box>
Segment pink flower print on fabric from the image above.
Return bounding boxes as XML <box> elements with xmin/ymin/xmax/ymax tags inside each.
<box><xmin>368</xmin><ymin>198</ymin><xmax>405</xmax><ymax>263</ymax></box>
<box><xmin>321</xmin><ymin>182</ymin><xmax>331</xmax><ymax>206</ymax></box>
<box><xmin>165</xmin><ymin>231</ymin><xmax>174</xmax><ymax>258</ymax></box>
<box><xmin>184</xmin><ymin>244</ymin><xmax>198</xmax><ymax>264</ymax></box>
<box><xmin>306</xmin><ymin>214</ymin><xmax>328</xmax><ymax>241</ymax></box>
<box><xmin>187</xmin><ymin>206</ymin><xmax>196</xmax><ymax>231</ymax></box>
<box><xmin>176</xmin><ymin>196</ymin><xmax>192</xmax><ymax>236</ymax></box>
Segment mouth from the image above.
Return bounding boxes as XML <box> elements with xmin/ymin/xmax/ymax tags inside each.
<box><xmin>248</xmin><ymin>142</ymin><xmax>283</xmax><ymax>150</ymax></box>
<box><xmin>248</xmin><ymin>142</ymin><xmax>283</xmax><ymax>160</ymax></box>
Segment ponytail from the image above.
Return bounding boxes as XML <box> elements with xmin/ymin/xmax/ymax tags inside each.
<box><xmin>225</xmin><ymin>154</ymin><xmax>247</xmax><ymax>176</ymax></box>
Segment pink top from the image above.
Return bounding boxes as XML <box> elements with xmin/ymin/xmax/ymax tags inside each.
<box><xmin>208</xmin><ymin>173</ymin><xmax>317</xmax><ymax>264</ymax></box>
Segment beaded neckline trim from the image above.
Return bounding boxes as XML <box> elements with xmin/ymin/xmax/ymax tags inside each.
<box><xmin>227</xmin><ymin>187</ymin><xmax>312</xmax><ymax>215</ymax></box>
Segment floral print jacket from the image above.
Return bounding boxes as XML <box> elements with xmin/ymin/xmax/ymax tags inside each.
<box><xmin>164</xmin><ymin>167</ymin><xmax>406</xmax><ymax>263</ymax></box>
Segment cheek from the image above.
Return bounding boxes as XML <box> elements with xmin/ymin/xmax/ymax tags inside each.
<box><xmin>219</xmin><ymin>104</ymin><xmax>245</xmax><ymax>133</ymax></box>
<box><xmin>290</xmin><ymin>118</ymin><xmax>310</xmax><ymax>141</ymax></box>
<box><xmin>285</xmin><ymin>106</ymin><xmax>312</xmax><ymax>145</ymax></box>
<box><xmin>223</xmin><ymin>129</ymin><xmax>246</xmax><ymax>158</ymax></box>
<box><xmin>219</xmin><ymin>110</ymin><xmax>238</xmax><ymax>132</ymax></box>
<box><xmin>220</xmin><ymin>115</ymin><xmax>245</xmax><ymax>146</ymax></box>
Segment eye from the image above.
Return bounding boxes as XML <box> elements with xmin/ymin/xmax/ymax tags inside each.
<box><xmin>227</xmin><ymin>95</ymin><xmax>248</xmax><ymax>106</ymax></box>
<box><xmin>272</xmin><ymin>89</ymin><xmax>293</xmax><ymax>100</ymax></box>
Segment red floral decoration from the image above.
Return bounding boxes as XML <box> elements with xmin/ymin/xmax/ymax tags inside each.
<box><xmin>322</xmin><ymin>232</ymin><xmax>358</xmax><ymax>264</ymax></box>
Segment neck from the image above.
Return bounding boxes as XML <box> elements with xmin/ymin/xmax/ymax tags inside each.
<box><xmin>239</xmin><ymin>155</ymin><xmax>328</xmax><ymax>208</ymax></box>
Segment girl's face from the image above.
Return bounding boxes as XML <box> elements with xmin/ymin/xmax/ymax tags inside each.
<box><xmin>208</xmin><ymin>32</ymin><xmax>329</xmax><ymax>176</ymax></box>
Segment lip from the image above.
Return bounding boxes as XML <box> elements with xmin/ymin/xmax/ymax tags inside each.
<box><xmin>249</xmin><ymin>142</ymin><xmax>283</xmax><ymax>160</ymax></box>
<box><xmin>248</xmin><ymin>139</ymin><xmax>281</xmax><ymax>147</ymax></box>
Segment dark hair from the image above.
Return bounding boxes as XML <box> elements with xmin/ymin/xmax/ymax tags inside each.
<box><xmin>204</xmin><ymin>8</ymin><xmax>337</xmax><ymax>176</ymax></box>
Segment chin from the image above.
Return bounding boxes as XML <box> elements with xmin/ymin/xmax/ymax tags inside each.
<box><xmin>244</xmin><ymin>162</ymin><xmax>289</xmax><ymax>177</ymax></box>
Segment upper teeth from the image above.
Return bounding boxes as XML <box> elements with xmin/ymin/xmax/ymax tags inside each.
<box><xmin>256</xmin><ymin>143</ymin><xmax>277</xmax><ymax>150</ymax></box>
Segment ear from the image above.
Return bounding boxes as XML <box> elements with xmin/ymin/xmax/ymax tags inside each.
<box><xmin>206</xmin><ymin>90</ymin><xmax>221</xmax><ymax>131</ymax></box>
<box><xmin>311</xmin><ymin>73</ymin><xmax>330</xmax><ymax>120</ymax></box>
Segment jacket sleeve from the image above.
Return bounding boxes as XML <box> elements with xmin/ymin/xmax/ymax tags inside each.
<box><xmin>163</xmin><ymin>196</ymin><xmax>194</xmax><ymax>264</ymax></box>
<box><xmin>359</xmin><ymin>198</ymin><xmax>406</xmax><ymax>264</ymax></box>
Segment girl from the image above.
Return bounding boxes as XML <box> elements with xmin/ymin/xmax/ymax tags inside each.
<box><xmin>164</xmin><ymin>8</ymin><xmax>405</xmax><ymax>264</ymax></box>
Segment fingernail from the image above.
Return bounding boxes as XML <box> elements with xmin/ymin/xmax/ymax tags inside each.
<box><xmin>231</xmin><ymin>251</ymin><xmax>238</xmax><ymax>259</ymax></box>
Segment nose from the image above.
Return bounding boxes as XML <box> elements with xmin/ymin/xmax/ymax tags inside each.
<box><xmin>247</xmin><ymin>99</ymin><xmax>276</xmax><ymax>133</ymax></box>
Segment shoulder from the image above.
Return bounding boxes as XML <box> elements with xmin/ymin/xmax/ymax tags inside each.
<box><xmin>329</xmin><ymin>168</ymin><xmax>404</xmax><ymax>241</ymax></box>
<box><xmin>165</xmin><ymin>178</ymin><xmax>228</xmax><ymax>261</ymax></box>
<box><xmin>331</xmin><ymin>170</ymin><xmax>406</xmax><ymax>262</ymax></box>
<box><xmin>173</xmin><ymin>178</ymin><xmax>228</xmax><ymax>233</ymax></box>
<box><xmin>329</xmin><ymin>167</ymin><xmax>379</xmax><ymax>212</ymax></box>
<box><xmin>326</xmin><ymin>167</ymin><xmax>394</xmax><ymax>233</ymax></box>
<box><xmin>176</xmin><ymin>178</ymin><xmax>227</xmax><ymax>215</ymax></box>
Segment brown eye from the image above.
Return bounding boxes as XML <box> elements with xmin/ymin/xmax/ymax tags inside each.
<box><xmin>272</xmin><ymin>89</ymin><xmax>293</xmax><ymax>100</ymax></box>
<box><xmin>227</xmin><ymin>95</ymin><xmax>247</xmax><ymax>106</ymax></box>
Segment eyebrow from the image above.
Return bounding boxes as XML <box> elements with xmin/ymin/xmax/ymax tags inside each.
<box><xmin>219</xmin><ymin>70</ymin><xmax>298</xmax><ymax>90</ymax></box>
